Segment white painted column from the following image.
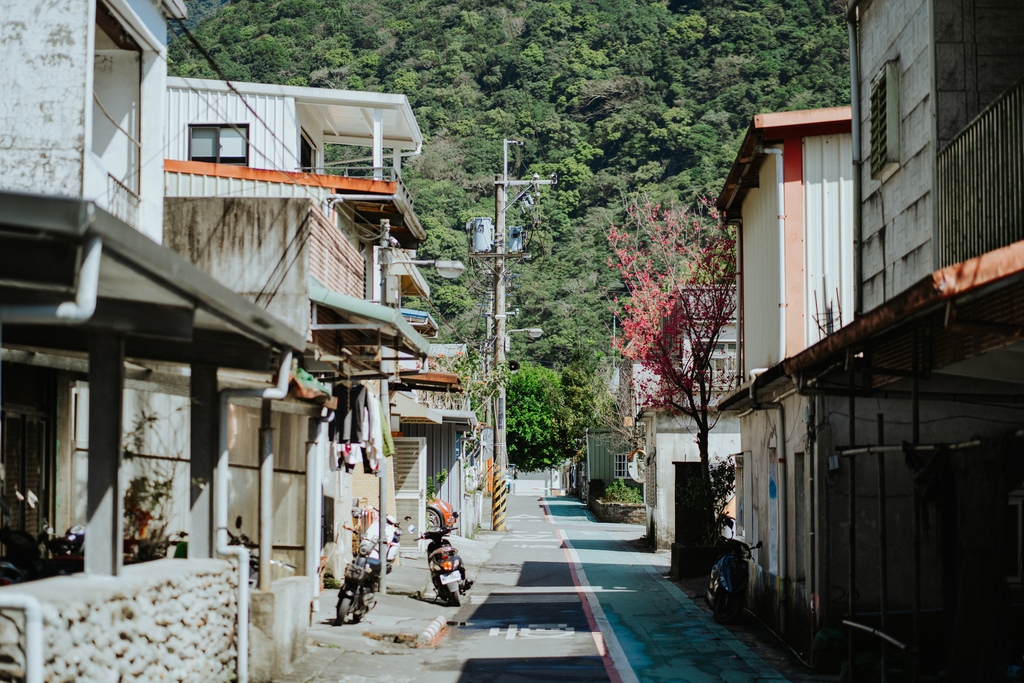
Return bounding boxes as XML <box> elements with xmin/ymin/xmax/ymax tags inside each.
<box><xmin>372</xmin><ymin>109</ymin><xmax>383</xmax><ymax>181</ymax></box>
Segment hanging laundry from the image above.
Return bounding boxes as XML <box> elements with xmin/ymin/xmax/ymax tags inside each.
<box><xmin>329</xmin><ymin>442</ymin><xmax>343</xmax><ymax>472</ymax></box>
<box><xmin>349</xmin><ymin>385</ymin><xmax>367</xmax><ymax>444</ymax></box>
<box><xmin>328</xmin><ymin>384</ymin><xmax>350</xmax><ymax>444</ymax></box>
<box><xmin>343</xmin><ymin>443</ymin><xmax>362</xmax><ymax>474</ymax></box>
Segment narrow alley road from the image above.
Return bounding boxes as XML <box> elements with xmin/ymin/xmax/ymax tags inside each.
<box><xmin>429</xmin><ymin>494</ymin><xmax>788</xmax><ymax>683</ymax></box>
<box><xmin>281</xmin><ymin>494</ymin><xmax>793</xmax><ymax>682</ymax></box>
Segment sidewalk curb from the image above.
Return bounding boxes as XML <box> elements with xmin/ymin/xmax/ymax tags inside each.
<box><xmin>416</xmin><ymin>614</ymin><xmax>448</xmax><ymax>647</ymax></box>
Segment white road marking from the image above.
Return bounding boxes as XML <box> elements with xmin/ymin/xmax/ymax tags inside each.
<box><xmin>488</xmin><ymin>624</ymin><xmax>575</xmax><ymax>640</ymax></box>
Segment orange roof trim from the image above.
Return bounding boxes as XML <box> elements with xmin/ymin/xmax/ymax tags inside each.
<box><xmin>164</xmin><ymin>159</ymin><xmax>397</xmax><ymax>195</ymax></box>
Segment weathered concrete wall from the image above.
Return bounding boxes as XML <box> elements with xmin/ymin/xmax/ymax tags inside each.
<box><xmin>249</xmin><ymin>576</ymin><xmax>310</xmax><ymax>683</ymax></box>
<box><xmin>934</xmin><ymin>0</ymin><xmax>1024</xmax><ymax>147</ymax></box>
<box><xmin>164</xmin><ymin>197</ymin><xmax>312</xmax><ymax>337</ymax></box>
<box><xmin>858</xmin><ymin>0</ymin><xmax>934</xmax><ymax>309</ymax></box>
<box><xmin>0</xmin><ymin>0</ymin><xmax>92</xmax><ymax>196</ymax></box>
<box><xmin>650</xmin><ymin>410</ymin><xmax>739</xmax><ymax>549</ymax></box>
<box><xmin>590</xmin><ymin>499</ymin><xmax>645</xmax><ymax>525</ymax></box>
<box><xmin>0</xmin><ymin>559</ymin><xmax>237</xmax><ymax>682</ymax></box>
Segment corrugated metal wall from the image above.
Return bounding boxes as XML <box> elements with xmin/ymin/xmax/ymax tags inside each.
<box><xmin>166</xmin><ymin>85</ymin><xmax>298</xmax><ymax>172</ymax></box>
<box><xmin>741</xmin><ymin>154</ymin><xmax>781</xmax><ymax>373</ymax></box>
<box><xmin>401</xmin><ymin>421</ymin><xmax>471</xmax><ymax>525</ymax></box>
<box><xmin>803</xmin><ymin>133</ymin><xmax>855</xmax><ymax>345</ymax></box>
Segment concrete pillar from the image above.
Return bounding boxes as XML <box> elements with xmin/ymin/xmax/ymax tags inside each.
<box><xmin>85</xmin><ymin>330</ymin><xmax>124</xmax><ymax>576</ymax></box>
<box><xmin>189</xmin><ymin>363</ymin><xmax>218</xmax><ymax>558</ymax></box>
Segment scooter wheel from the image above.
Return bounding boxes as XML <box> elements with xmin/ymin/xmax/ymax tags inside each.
<box><xmin>713</xmin><ymin>593</ymin><xmax>744</xmax><ymax>624</ymax></box>
<box><xmin>446</xmin><ymin>586</ymin><xmax>461</xmax><ymax>607</ymax></box>
<box><xmin>336</xmin><ymin>596</ymin><xmax>353</xmax><ymax>625</ymax></box>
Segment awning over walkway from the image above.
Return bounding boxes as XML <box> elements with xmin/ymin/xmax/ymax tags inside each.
<box><xmin>720</xmin><ymin>237</ymin><xmax>1024</xmax><ymax>410</ymax></box>
<box><xmin>0</xmin><ymin>191</ymin><xmax>303</xmax><ymax>370</ymax></box>
<box><xmin>309</xmin><ymin>278</ymin><xmax>430</xmax><ymax>363</ymax></box>
<box><xmin>392</xmin><ymin>392</ymin><xmax>442</xmax><ymax>424</ymax></box>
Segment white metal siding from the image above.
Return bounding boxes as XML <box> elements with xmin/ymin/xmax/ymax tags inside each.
<box><xmin>163</xmin><ymin>170</ymin><xmax>334</xmax><ymax>202</ymax></box>
<box><xmin>803</xmin><ymin>133</ymin><xmax>854</xmax><ymax>346</ymax></box>
<box><xmin>166</xmin><ymin>85</ymin><xmax>299</xmax><ymax>172</ymax></box>
<box><xmin>742</xmin><ymin>154</ymin><xmax>782</xmax><ymax>374</ymax></box>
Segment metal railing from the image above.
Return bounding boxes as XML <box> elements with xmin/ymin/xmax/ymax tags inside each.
<box><xmin>937</xmin><ymin>77</ymin><xmax>1024</xmax><ymax>267</ymax></box>
<box><xmin>299</xmin><ymin>166</ymin><xmax>414</xmax><ymax>211</ymax></box>
<box><xmin>106</xmin><ymin>173</ymin><xmax>140</xmax><ymax>229</ymax></box>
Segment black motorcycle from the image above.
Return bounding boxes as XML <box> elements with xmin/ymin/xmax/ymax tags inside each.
<box><xmin>335</xmin><ymin>538</ymin><xmax>378</xmax><ymax>624</ymax></box>
<box><xmin>704</xmin><ymin>537</ymin><xmax>762</xmax><ymax>624</ymax></box>
<box><xmin>419</xmin><ymin>526</ymin><xmax>472</xmax><ymax>607</ymax></box>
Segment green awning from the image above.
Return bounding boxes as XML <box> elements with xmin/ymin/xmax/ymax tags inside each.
<box><xmin>309</xmin><ymin>278</ymin><xmax>430</xmax><ymax>359</ymax></box>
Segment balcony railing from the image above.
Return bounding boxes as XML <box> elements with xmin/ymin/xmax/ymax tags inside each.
<box><xmin>937</xmin><ymin>77</ymin><xmax>1024</xmax><ymax>267</ymax></box>
<box><xmin>301</xmin><ymin>165</ymin><xmax>415</xmax><ymax>211</ymax></box>
<box><xmin>107</xmin><ymin>173</ymin><xmax>140</xmax><ymax>229</ymax></box>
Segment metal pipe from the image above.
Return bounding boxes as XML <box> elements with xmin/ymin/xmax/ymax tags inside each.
<box><xmin>764</xmin><ymin>147</ymin><xmax>787</xmax><ymax>360</ymax></box>
<box><xmin>877</xmin><ymin>414</ymin><xmax>888</xmax><ymax>683</ymax></box>
<box><xmin>848</xmin><ymin>370</ymin><xmax>857</xmax><ymax>683</ymax></box>
<box><xmin>911</xmin><ymin>330</ymin><xmax>921</xmax><ymax>683</ymax></box>
<box><xmin>847</xmin><ymin>0</ymin><xmax>864</xmax><ymax>316</ymax></box>
<box><xmin>842</xmin><ymin>620</ymin><xmax>908</xmax><ymax>651</ymax></box>
<box><xmin>259</xmin><ymin>403</ymin><xmax>273</xmax><ymax>591</ymax></box>
<box><xmin>216</xmin><ymin>350</ymin><xmax>293</xmax><ymax>683</ymax></box>
<box><xmin>378</xmin><ymin>383</ymin><xmax>389</xmax><ymax>595</ymax></box>
<box><xmin>0</xmin><ymin>593</ymin><xmax>43</xmax><ymax>683</ymax></box>
<box><xmin>306</xmin><ymin>418</ymin><xmax>322</xmax><ymax>610</ymax></box>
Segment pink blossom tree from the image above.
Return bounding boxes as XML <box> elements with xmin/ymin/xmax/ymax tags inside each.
<box><xmin>608</xmin><ymin>194</ymin><xmax>736</xmax><ymax>541</ymax></box>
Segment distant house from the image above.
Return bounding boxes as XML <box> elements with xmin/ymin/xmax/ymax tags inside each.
<box><xmin>717</xmin><ymin>106</ymin><xmax>853</xmax><ymax>656</ymax></box>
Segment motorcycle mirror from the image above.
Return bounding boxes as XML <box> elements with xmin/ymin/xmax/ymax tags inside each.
<box><xmin>235</xmin><ymin>516</ymin><xmax>243</xmax><ymax>529</ymax></box>
<box><xmin>754</xmin><ymin>541</ymin><xmax>763</xmax><ymax>549</ymax></box>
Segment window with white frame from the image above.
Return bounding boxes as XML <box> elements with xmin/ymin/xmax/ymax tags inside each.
<box><xmin>189</xmin><ymin>124</ymin><xmax>249</xmax><ymax>165</ymax></box>
<box><xmin>614</xmin><ymin>453</ymin><xmax>628</xmax><ymax>479</ymax></box>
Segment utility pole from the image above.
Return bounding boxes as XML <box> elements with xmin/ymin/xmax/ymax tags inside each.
<box><xmin>487</xmin><ymin>140</ymin><xmax>555</xmax><ymax>532</ymax></box>
<box><xmin>491</xmin><ymin>169</ymin><xmax>508</xmax><ymax>531</ymax></box>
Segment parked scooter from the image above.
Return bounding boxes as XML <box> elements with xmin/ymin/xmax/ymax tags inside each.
<box><xmin>426</xmin><ymin>499</ymin><xmax>458</xmax><ymax>532</ymax></box>
<box><xmin>704</xmin><ymin>537</ymin><xmax>762</xmax><ymax>624</ymax></box>
<box><xmin>0</xmin><ymin>523</ymin><xmax>85</xmax><ymax>582</ymax></box>
<box><xmin>226</xmin><ymin>517</ymin><xmax>297</xmax><ymax>588</ymax></box>
<box><xmin>335</xmin><ymin>538</ymin><xmax>378</xmax><ymax>624</ymax></box>
<box><xmin>365</xmin><ymin>514</ymin><xmax>403</xmax><ymax>575</ymax></box>
<box><xmin>417</xmin><ymin>525</ymin><xmax>472</xmax><ymax>607</ymax></box>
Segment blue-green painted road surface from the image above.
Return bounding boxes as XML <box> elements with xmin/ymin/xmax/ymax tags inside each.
<box><xmin>439</xmin><ymin>494</ymin><xmax>789</xmax><ymax>683</ymax></box>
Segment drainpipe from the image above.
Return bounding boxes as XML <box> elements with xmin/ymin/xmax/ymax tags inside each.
<box><xmin>763</xmin><ymin>147</ymin><xmax>787</xmax><ymax>362</ymax></box>
<box><xmin>847</xmin><ymin>0</ymin><xmax>864</xmax><ymax>316</ymax></box>
<box><xmin>0</xmin><ymin>594</ymin><xmax>42</xmax><ymax>683</ymax></box>
<box><xmin>0</xmin><ymin>234</ymin><xmax>100</xmax><ymax>683</ymax></box>
<box><xmin>322</xmin><ymin>194</ymin><xmax>397</xmax><ymax>220</ymax></box>
<box><xmin>306</xmin><ymin>416</ymin><xmax>329</xmax><ymax>612</ymax></box>
<box><xmin>216</xmin><ymin>350</ymin><xmax>293</xmax><ymax>683</ymax></box>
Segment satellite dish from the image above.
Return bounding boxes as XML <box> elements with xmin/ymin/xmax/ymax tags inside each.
<box><xmin>508</xmin><ymin>360</ymin><xmax>521</xmax><ymax>373</ymax></box>
<box><xmin>627</xmin><ymin>448</ymin><xmax>646</xmax><ymax>483</ymax></box>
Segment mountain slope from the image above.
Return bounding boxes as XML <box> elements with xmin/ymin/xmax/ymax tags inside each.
<box><xmin>169</xmin><ymin>0</ymin><xmax>849</xmax><ymax>367</ymax></box>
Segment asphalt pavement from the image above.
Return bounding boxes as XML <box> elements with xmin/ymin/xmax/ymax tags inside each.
<box><xmin>275</xmin><ymin>495</ymin><xmax>800</xmax><ymax>682</ymax></box>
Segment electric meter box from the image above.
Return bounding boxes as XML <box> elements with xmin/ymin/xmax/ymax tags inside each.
<box><xmin>469</xmin><ymin>217</ymin><xmax>493</xmax><ymax>253</ymax></box>
<box><xmin>507</xmin><ymin>225</ymin><xmax>525</xmax><ymax>253</ymax></box>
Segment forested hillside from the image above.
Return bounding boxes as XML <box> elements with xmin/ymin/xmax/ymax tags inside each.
<box><xmin>169</xmin><ymin>0</ymin><xmax>849</xmax><ymax>368</ymax></box>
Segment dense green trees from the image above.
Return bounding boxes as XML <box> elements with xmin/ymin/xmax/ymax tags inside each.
<box><xmin>170</xmin><ymin>0</ymin><xmax>849</xmax><ymax>369</ymax></box>
<box><xmin>506</xmin><ymin>354</ymin><xmax>607</xmax><ymax>471</ymax></box>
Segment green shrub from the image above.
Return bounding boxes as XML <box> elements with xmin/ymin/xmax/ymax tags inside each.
<box><xmin>601</xmin><ymin>479</ymin><xmax>643</xmax><ymax>504</ymax></box>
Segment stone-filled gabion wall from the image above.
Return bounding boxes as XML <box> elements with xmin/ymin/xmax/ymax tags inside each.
<box><xmin>0</xmin><ymin>558</ymin><xmax>237</xmax><ymax>682</ymax></box>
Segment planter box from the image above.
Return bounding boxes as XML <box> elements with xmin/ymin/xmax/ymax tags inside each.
<box><xmin>590</xmin><ymin>498</ymin><xmax>645</xmax><ymax>525</ymax></box>
<box><xmin>671</xmin><ymin>542</ymin><xmax>727</xmax><ymax>579</ymax></box>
